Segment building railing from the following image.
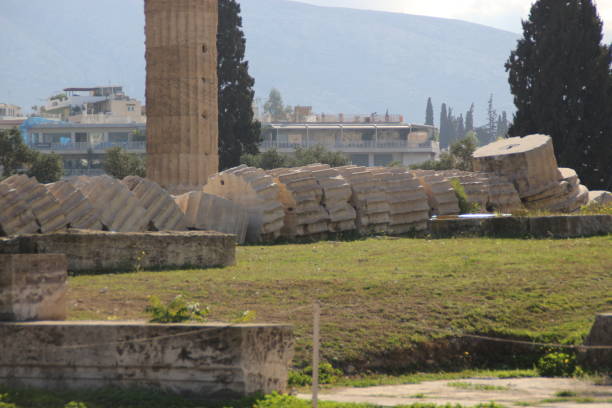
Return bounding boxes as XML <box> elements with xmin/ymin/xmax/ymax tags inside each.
<box><xmin>260</xmin><ymin>140</ymin><xmax>438</xmax><ymax>150</ymax></box>
<box><xmin>62</xmin><ymin>169</ymin><xmax>107</xmax><ymax>177</ymax></box>
<box><xmin>29</xmin><ymin>141</ymin><xmax>146</xmax><ymax>152</ymax></box>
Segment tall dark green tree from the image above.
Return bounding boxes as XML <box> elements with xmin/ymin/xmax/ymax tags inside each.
<box><xmin>439</xmin><ymin>103</ymin><xmax>449</xmax><ymax>149</ymax></box>
<box><xmin>425</xmin><ymin>97</ymin><xmax>434</xmax><ymax>126</ymax></box>
<box><xmin>465</xmin><ymin>103</ymin><xmax>475</xmax><ymax>132</ymax></box>
<box><xmin>218</xmin><ymin>0</ymin><xmax>262</xmax><ymax>170</ymax></box>
<box><xmin>505</xmin><ymin>0</ymin><xmax>611</xmax><ymax>189</ymax></box>
<box><xmin>485</xmin><ymin>94</ymin><xmax>497</xmax><ymax>144</ymax></box>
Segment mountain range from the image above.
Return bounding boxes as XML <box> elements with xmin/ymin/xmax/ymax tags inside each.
<box><xmin>0</xmin><ymin>0</ymin><xmax>520</xmax><ymax>125</ymax></box>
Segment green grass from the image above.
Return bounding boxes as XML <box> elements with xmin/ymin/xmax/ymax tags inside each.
<box><xmin>0</xmin><ymin>389</ymin><xmax>509</xmax><ymax>408</ymax></box>
<box><xmin>333</xmin><ymin>370</ymin><xmax>537</xmax><ymax>388</ymax></box>
<box><xmin>67</xmin><ymin>236</ymin><xmax>612</xmax><ymax>370</ymax></box>
<box><xmin>446</xmin><ymin>382</ymin><xmax>509</xmax><ymax>391</ymax></box>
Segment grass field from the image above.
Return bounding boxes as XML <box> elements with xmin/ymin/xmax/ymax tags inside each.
<box><xmin>67</xmin><ymin>235</ymin><xmax>612</xmax><ymax>371</ymax></box>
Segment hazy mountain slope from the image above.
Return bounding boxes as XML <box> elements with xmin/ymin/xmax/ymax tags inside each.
<box><xmin>240</xmin><ymin>0</ymin><xmax>519</xmax><ymax>123</ymax></box>
<box><xmin>0</xmin><ymin>0</ymin><xmax>518</xmax><ymax>124</ymax></box>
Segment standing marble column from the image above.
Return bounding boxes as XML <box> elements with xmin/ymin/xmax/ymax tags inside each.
<box><xmin>145</xmin><ymin>0</ymin><xmax>219</xmax><ymax>193</ymax></box>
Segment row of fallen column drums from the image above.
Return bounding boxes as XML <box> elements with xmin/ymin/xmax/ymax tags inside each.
<box><xmin>1</xmin><ymin>165</ymin><xmax>524</xmax><ymax>244</ymax></box>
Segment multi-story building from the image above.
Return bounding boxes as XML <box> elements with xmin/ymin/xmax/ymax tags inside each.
<box><xmin>39</xmin><ymin>86</ymin><xmax>145</xmax><ymax>124</ymax></box>
<box><xmin>0</xmin><ymin>104</ymin><xmax>26</xmax><ymax>130</ymax></box>
<box><xmin>28</xmin><ymin>122</ymin><xmax>146</xmax><ymax>177</ymax></box>
<box><xmin>260</xmin><ymin>113</ymin><xmax>439</xmax><ymax>167</ymax></box>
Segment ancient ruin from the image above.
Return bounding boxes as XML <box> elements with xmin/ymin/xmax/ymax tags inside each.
<box><xmin>145</xmin><ymin>0</ymin><xmax>219</xmax><ymax>193</ymax></box>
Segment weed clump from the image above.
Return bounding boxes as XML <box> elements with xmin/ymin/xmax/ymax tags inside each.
<box><xmin>536</xmin><ymin>352</ymin><xmax>579</xmax><ymax>377</ymax></box>
<box><xmin>146</xmin><ymin>295</ymin><xmax>210</xmax><ymax>323</ymax></box>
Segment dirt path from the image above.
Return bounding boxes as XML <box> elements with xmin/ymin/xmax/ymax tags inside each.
<box><xmin>298</xmin><ymin>378</ymin><xmax>612</xmax><ymax>407</ymax></box>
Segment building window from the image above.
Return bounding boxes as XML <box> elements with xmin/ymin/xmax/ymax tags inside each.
<box><xmin>350</xmin><ymin>154</ymin><xmax>369</xmax><ymax>167</ymax></box>
<box><xmin>374</xmin><ymin>154</ymin><xmax>393</xmax><ymax>167</ymax></box>
<box><xmin>109</xmin><ymin>132</ymin><xmax>129</xmax><ymax>143</ymax></box>
<box><xmin>127</xmin><ymin>105</ymin><xmax>135</xmax><ymax>112</ymax></box>
<box><xmin>75</xmin><ymin>133</ymin><xmax>87</xmax><ymax>143</ymax></box>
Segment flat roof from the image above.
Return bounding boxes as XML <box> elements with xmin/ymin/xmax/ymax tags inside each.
<box><xmin>267</xmin><ymin>123</ymin><xmax>436</xmax><ymax>130</ymax></box>
<box><xmin>63</xmin><ymin>86</ymin><xmax>122</xmax><ymax>92</ymax></box>
<box><xmin>29</xmin><ymin>123</ymin><xmax>145</xmax><ymax>130</ymax></box>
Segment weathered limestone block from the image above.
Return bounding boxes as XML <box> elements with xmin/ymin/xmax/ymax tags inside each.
<box><xmin>203</xmin><ymin>166</ymin><xmax>284</xmax><ymax>242</ymax></box>
<box><xmin>336</xmin><ymin>166</ymin><xmax>390</xmax><ymax>234</ymax></box>
<box><xmin>300</xmin><ymin>164</ymin><xmax>356</xmax><ymax>233</ymax></box>
<box><xmin>580</xmin><ymin>313</ymin><xmax>612</xmax><ymax>373</ymax></box>
<box><xmin>588</xmin><ymin>190</ymin><xmax>612</xmax><ymax>206</ymax></box>
<box><xmin>0</xmin><ymin>230</ymin><xmax>236</xmax><ymax>273</ymax></box>
<box><xmin>473</xmin><ymin>134</ymin><xmax>560</xmax><ymax>199</ymax></box>
<box><xmin>0</xmin><ymin>322</ymin><xmax>294</xmax><ymax>397</ymax></box>
<box><xmin>268</xmin><ymin>168</ymin><xmax>329</xmax><ymax>238</ymax></box>
<box><xmin>145</xmin><ymin>0</ymin><xmax>219</xmax><ymax>192</ymax></box>
<box><xmin>478</xmin><ymin>174</ymin><xmax>523</xmax><ymax>212</ymax></box>
<box><xmin>525</xmin><ymin>168</ymin><xmax>589</xmax><ymax>212</ymax></box>
<box><xmin>0</xmin><ymin>184</ymin><xmax>39</xmax><ymax>236</ymax></box>
<box><xmin>46</xmin><ymin>180</ymin><xmax>103</xmax><ymax>231</ymax></box>
<box><xmin>1</xmin><ymin>175</ymin><xmax>67</xmax><ymax>233</ymax></box>
<box><xmin>411</xmin><ymin>170</ymin><xmax>460</xmax><ymax>216</ymax></box>
<box><xmin>370</xmin><ymin>167</ymin><xmax>429</xmax><ymax>233</ymax></box>
<box><xmin>122</xmin><ymin>176</ymin><xmax>188</xmax><ymax>231</ymax></box>
<box><xmin>0</xmin><ymin>254</ymin><xmax>67</xmax><ymax>321</ymax></box>
<box><xmin>438</xmin><ymin>170</ymin><xmax>489</xmax><ymax>210</ymax></box>
<box><xmin>69</xmin><ymin>176</ymin><xmax>150</xmax><ymax>232</ymax></box>
<box><xmin>175</xmin><ymin>191</ymin><xmax>248</xmax><ymax>243</ymax></box>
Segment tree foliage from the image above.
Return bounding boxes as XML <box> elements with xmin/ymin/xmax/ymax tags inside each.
<box><xmin>103</xmin><ymin>147</ymin><xmax>146</xmax><ymax>179</ymax></box>
<box><xmin>264</xmin><ymin>88</ymin><xmax>293</xmax><ymax>122</ymax></box>
<box><xmin>28</xmin><ymin>152</ymin><xmax>64</xmax><ymax>183</ymax></box>
<box><xmin>0</xmin><ymin>128</ymin><xmax>34</xmax><ymax>178</ymax></box>
<box><xmin>0</xmin><ymin>129</ymin><xmax>63</xmax><ymax>183</ymax></box>
<box><xmin>505</xmin><ymin>0</ymin><xmax>611</xmax><ymax>189</ymax></box>
<box><xmin>218</xmin><ymin>0</ymin><xmax>262</xmax><ymax>170</ymax></box>
<box><xmin>425</xmin><ymin>97</ymin><xmax>434</xmax><ymax>126</ymax></box>
<box><xmin>411</xmin><ymin>134</ymin><xmax>478</xmax><ymax>171</ymax></box>
<box><xmin>241</xmin><ymin>145</ymin><xmax>349</xmax><ymax>170</ymax></box>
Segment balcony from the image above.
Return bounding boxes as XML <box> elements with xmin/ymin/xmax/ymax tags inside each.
<box><xmin>259</xmin><ymin>140</ymin><xmax>439</xmax><ymax>153</ymax></box>
<box><xmin>29</xmin><ymin>141</ymin><xmax>146</xmax><ymax>154</ymax></box>
<box><xmin>62</xmin><ymin>168</ymin><xmax>107</xmax><ymax>178</ymax></box>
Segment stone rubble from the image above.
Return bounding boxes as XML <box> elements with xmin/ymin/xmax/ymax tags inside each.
<box><xmin>336</xmin><ymin>165</ymin><xmax>390</xmax><ymax>235</ymax></box>
<box><xmin>174</xmin><ymin>191</ymin><xmax>249</xmax><ymax>244</ymax></box>
<box><xmin>1</xmin><ymin>175</ymin><xmax>67</xmax><ymax>233</ymax></box>
<box><xmin>0</xmin><ymin>183</ymin><xmax>39</xmax><ymax>236</ymax></box>
<box><xmin>267</xmin><ymin>167</ymin><xmax>329</xmax><ymax>239</ymax></box>
<box><xmin>122</xmin><ymin>176</ymin><xmax>187</xmax><ymax>232</ymax></box>
<box><xmin>203</xmin><ymin>165</ymin><xmax>285</xmax><ymax>242</ymax></box>
<box><xmin>411</xmin><ymin>170</ymin><xmax>461</xmax><ymax>216</ymax></box>
<box><xmin>68</xmin><ymin>176</ymin><xmax>150</xmax><ymax>232</ymax></box>
<box><xmin>299</xmin><ymin>164</ymin><xmax>357</xmax><ymax>233</ymax></box>
<box><xmin>46</xmin><ymin>180</ymin><xmax>103</xmax><ymax>231</ymax></box>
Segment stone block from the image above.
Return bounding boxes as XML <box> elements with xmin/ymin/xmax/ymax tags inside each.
<box><xmin>122</xmin><ymin>176</ymin><xmax>188</xmax><ymax>231</ymax></box>
<box><xmin>588</xmin><ymin>191</ymin><xmax>612</xmax><ymax>206</ymax></box>
<box><xmin>46</xmin><ymin>180</ymin><xmax>103</xmax><ymax>230</ymax></box>
<box><xmin>580</xmin><ymin>313</ymin><xmax>612</xmax><ymax>373</ymax></box>
<box><xmin>0</xmin><ymin>230</ymin><xmax>236</xmax><ymax>273</ymax></box>
<box><xmin>0</xmin><ymin>322</ymin><xmax>293</xmax><ymax>398</ymax></box>
<box><xmin>0</xmin><ymin>184</ymin><xmax>39</xmax><ymax>236</ymax></box>
<box><xmin>69</xmin><ymin>176</ymin><xmax>150</xmax><ymax>232</ymax></box>
<box><xmin>411</xmin><ymin>170</ymin><xmax>459</xmax><ymax>216</ymax></box>
<box><xmin>175</xmin><ymin>191</ymin><xmax>248</xmax><ymax>243</ymax></box>
<box><xmin>1</xmin><ymin>175</ymin><xmax>67</xmax><ymax>233</ymax></box>
<box><xmin>473</xmin><ymin>134</ymin><xmax>560</xmax><ymax>199</ymax></box>
<box><xmin>203</xmin><ymin>166</ymin><xmax>284</xmax><ymax>242</ymax></box>
<box><xmin>0</xmin><ymin>254</ymin><xmax>67</xmax><ymax>321</ymax></box>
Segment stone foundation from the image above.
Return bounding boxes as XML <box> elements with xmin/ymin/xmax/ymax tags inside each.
<box><xmin>429</xmin><ymin>215</ymin><xmax>612</xmax><ymax>239</ymax></box>
<box><xmin>0</xmin><ymin>254</ymin><xmax>67</xmax><ymax>321</ymax></box>
<box><xmin>0</xmin><ymin>322</ymin><xmax>293</xmax><ymax>398</ymax></box>
<box><xmin>0</xmin><ymin>230</ymin><xmax>236</xmax><ymax>273</ymax></box>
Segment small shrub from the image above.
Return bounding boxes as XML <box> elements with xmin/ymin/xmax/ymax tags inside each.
<box><xmin>536</xmin><ymin>352</ymin><xmax>578</xmax><ymax>377</ymax></box>
<box><xmin>288</xmin><ymin>363</ymin><xmax>343</xmax><ymax>386</ymax></box>
<box><xmin>145</xmin><ymin>295</ymin><xmax>210</xmax><ymax>323</ymax></box>
<box><xmin>232</xmin><ymin>310</ymin><xmax>257</xmax><ymax>323</ymax></box>
<box><xmin>450</xmin><ymin>179</ymin><xmax>481</xmax><ymax>214</ymax></box>
<box><xmin>64</xmin><ymin>403</ymin><xmax>88</xmax><ymax>408</ymax></box>
<box><xmin>0</xmin><ymin>394</ymin><xmax>16</xmax><ymax>408</ymax></box>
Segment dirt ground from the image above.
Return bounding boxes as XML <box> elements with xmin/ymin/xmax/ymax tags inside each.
<box><xmin>298</xmin><ymin>377</ymin><xmax>612</xmax><ymax>407</ymax></box>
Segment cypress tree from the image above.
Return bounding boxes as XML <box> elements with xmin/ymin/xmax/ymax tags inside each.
<box><xmin>425</xmin><ymin>97</ymin><xmax>434</xmax><ymax>126</ymax></box>
<box><xmin>505</xmin><ymin>0</ymin><xmax>611</xmax><ymax>189</ymax></box>
<box><xmin>439</xmin><ymin>103</ymin><xmax>448</xmax><ymax>149</ymax></box>
<box><xmin>457</xmin><ymin>114</ymin><xmax>465</xmax><ymax>139</ymax></box>
<box><xmin>465</xmin><ymin>103</ymin><xmax>475</xmax><ymax>133</ymax></box>
<box><xmin>486</xmin><ymin>94</ymin><xmax>497</xmax><ymax>144</ymax></box>
<box><xmin>218</xmin><ymin>0</ymin><xmax>262</xmax><ymax>170</ymax></box>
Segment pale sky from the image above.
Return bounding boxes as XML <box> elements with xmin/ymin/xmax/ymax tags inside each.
<box><xmin>290</xmin><ymin>0</ymin><xmax>612</xmax><ymax>41</ymax></box>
